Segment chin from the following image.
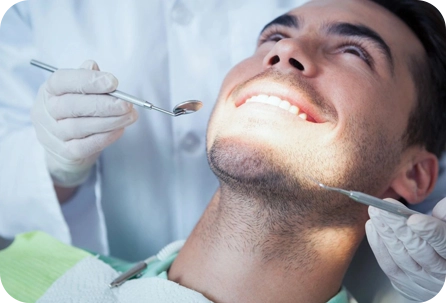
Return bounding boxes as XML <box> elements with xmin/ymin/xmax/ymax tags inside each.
<box><xmin>208</xmin><ymin>134</ymin><xmax>375</xmax><ymax>226</ymax></box>
<box><xmin>208</xmin><ymin>135</ymin><xmax>298</xmax><ymax>195</ymax></box>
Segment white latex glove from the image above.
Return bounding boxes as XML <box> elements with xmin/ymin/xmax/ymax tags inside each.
<box><xmin>31</xmin><ymin>60</ymin><xmax>138</xmax><ymax>187</ymax></box>
<box><xmin>366</xmin><ymin>197</ymin><xmax>446</xmax><ymax>302</ymax></box>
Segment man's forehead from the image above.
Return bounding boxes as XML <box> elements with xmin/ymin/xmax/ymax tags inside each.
<box><xmin>292</xmin><ymin>0</ymin><xmax>392</xmax><ymax>16</ymax></box>
<box><xmin>287</xmin><ymin>0</ymin><xmax>408</xmax><ymax>33</ymax></box>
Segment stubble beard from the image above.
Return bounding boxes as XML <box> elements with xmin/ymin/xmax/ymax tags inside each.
<box><xmin>208</xmin><ymin>115</ymin><xmax>403</xmax><ymax>230</ymax></box>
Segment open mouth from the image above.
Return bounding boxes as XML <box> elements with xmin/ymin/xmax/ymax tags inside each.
<box><xmin>244</xmin><ymin>94</ymin><xmax>316</xmax><ymax>123</ymax></box>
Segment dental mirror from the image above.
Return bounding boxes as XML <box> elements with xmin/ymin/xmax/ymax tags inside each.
<box><xmin>173</xmin><ymin>100</ymin><xmax>203</xmax><ymax>115</ymax></box>
<box><xmin>30</xmin><ymin>59</ymin><xmax>203</xmax><ymax>117</ymax></box>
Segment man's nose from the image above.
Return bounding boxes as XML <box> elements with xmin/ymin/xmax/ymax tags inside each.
<box><xmin>262</xmin><ymin>39</ymin><xmax>318</xmax><ymax>77</ymax></box>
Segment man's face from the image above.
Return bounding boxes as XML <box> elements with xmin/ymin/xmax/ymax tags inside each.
<box><xmin>207</xmin><ymin>0</ymin><xmax>425</xmax><ymax>202</ymax></box>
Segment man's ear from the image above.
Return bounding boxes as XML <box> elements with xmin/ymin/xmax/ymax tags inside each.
<box><xmin>389</xmin><ymin>148</ymin><xmax>438</xmax><ymax>204</ymax></box>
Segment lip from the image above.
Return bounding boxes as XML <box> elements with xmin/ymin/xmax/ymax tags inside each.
<box><xmin>233</xmin><ymin>81</ymin><xmax>329</xmax><ymax>124</ymax></box>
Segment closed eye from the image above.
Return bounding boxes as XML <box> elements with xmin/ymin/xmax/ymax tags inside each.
<box><xmin>338</xmin><ymin>41</ymin><xmax>372</xmax><ymax>67</ymax></box>
<box><xmin>258</xmin><ymin>27</ymin><xmax>288</xmax><ymax>45</ymax></box>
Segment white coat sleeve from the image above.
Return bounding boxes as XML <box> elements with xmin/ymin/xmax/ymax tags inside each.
<box><xmin>0</xmin><ymin>3</ymin><xmax>73</xmax><ymax>243</ymax></box>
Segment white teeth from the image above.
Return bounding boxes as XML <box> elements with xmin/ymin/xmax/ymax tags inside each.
<box><xmin>267</xmin><ymin>96</ymin><xmax>282</xmax><ymax>106</ymax></box>
<box><xmin>298</xmin><ymin>113</ymin><xmax>307</xmax><ymax>120</ymax></box>
<box><xmin>278</xmin><ymin>101</ymin><xmax>291</xmax><ymax>110</ymax></box>
<box><xmin>257</xmin><ymin>94</ymin><xmax>269</xmax><ymax>103</ymax></box>
<box><xmin>244</xmin><ymin>94</ymin><xmax>307</xmax><ymax>120</ymax></box>
<box><xmin>289</xmin><ymin>105</ymin><xmax>299</xmax><ymax>115</ymax></box>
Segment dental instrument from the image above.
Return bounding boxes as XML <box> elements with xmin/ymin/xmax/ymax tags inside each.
<box><xmin>109</xmin><ymin>240</ymin><xmax>185</xmax><ymax>288</ymax></box>
<box><xmin>30</xmin><ymin>59</ymin><xmax>203</xmax><ymax>117</ymax></box>
<box><xmin>307</xmin><ymin>176</ymin><xmax>422</xmax><ymax>218</ymax></box>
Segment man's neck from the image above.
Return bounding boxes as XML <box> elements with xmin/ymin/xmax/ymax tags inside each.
<box><xmin>169</xmin><ymin>187</ymin><xmax>367</xmax><ymax>303</ymax></box>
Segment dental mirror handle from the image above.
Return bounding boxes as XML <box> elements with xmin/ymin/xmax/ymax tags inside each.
<box><xmin>30</xmin><ymin>59</ymin><xmax>176</xmax><ymax>116</ymax></box>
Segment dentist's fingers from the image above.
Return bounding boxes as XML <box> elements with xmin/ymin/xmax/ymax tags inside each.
<box><xmin>31</xmin><ymin>59</ymin><xmax>128</xmax><ymax>187</ymax></box>
<box><xmin>46</xmin><ymin>94</ymin><xmax>133</xmax><ymax>119</ymax></box>
<box><xmin>63</xmin><ymin>129</ymin><xmax>126</xmax><ymax>160</ymax></box>
<box><xmin>408</xmin><ymin>214</ymin><xmax>446</xmax><ymax>260</ymax></box>
<box><xmin>366</xmin><ymin>220</ymin><xmax>434</xmax><ymax>300</ymax></box>
<box><xmin>408</xmin><ymin>198</ymin><xmax>446</xmax><ymax>259</ymax></box>
<box><xmin>366</xmin><ymin>219</ymin><xmax>405</xmax><ymax>279</ymax></box>
<box><xmin>46</xmin><ymin>69</ymin><xmax>118</xmax><ymax>95</ymax></box>
<box><xmin>432</xmin><ymin>197</ymin><xmax>446</xmax><ymax>221</ymax></box>
<box><xmin>368</xmin><ymin>206</ymin><xmax>441</xmax><ymax>292</ymax></box>
<box><xmin>376</xmin><ymin>207</ymin><xmax>446</xmax><ymax>274</ymax></box>
<box><xmin>54</xmin><ymin>110</ymin><xmax>138</xmax><ymax>141</ymax></box>
<box><xmin>79</xmin><ymin>60</ymin><xmax>100</xmax><ymax>71</ymax></box>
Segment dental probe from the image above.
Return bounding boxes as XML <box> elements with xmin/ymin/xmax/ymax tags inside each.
<box><xmin>307</xmin><ymin>177</ymin><xmax>422</xmax><ymax>218</ymax></box>
<box><xmin>30</xmin><ymin>59</ymin><xmax>202</xmax><ymax>117</ymax></box>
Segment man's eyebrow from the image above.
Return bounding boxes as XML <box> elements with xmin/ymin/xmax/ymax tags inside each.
<box><xmin>260</xmin><ymin>14</ymin><xmax>300</xmax><ymax>34</ymax></box>
<box><xmin>325</xmin><ymin>22</ymin><xmax>394</xmax><ymax>72</ymax></box>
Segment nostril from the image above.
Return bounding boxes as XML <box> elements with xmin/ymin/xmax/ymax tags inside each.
<box><xmin>269</xmin><ymin>55</ymin><xmax>280</xmax><ymax>65</ymax></box>
<box><xmin>289</xmin><ymin>58</ymin><xmax>304</xmax><ymax>71</ymax></box>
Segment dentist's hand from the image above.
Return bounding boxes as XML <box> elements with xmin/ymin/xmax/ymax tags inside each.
<box><xmin>366</xmin><ymin>197</ymin><xmax>446</xmax><ymax>302</ymax></box>
<box><xmin>31</xmin><ymin>60</ymin><xmax>138</xmax><ymax>187</ymax></box>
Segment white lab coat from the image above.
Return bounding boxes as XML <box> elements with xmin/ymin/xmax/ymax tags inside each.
<box><xmin>0</xmin><ymin>0</ymin><xmax>306</xmax><ymax>260</ymax></box>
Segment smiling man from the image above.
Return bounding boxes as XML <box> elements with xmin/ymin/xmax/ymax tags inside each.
<box><xmin>168</xmin><ymin>0</ymin><xmax>446</xmax><ymax>302</ymax></box>
<box><xmin>1</xmin><ymin>0</ymin><xmax>446</xmax><ymax>302</ymax></box>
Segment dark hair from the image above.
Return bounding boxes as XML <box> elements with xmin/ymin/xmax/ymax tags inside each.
<box><xmin>371</xmin><ymin>0</ymin><xmax>446</xmax><ymax>158</ymax></box>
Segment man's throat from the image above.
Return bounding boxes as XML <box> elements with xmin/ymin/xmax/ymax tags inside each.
<box><xmin>168</xmin><ymin>189</ymin><xmax>361</xmax><ymax>303</ymax></box>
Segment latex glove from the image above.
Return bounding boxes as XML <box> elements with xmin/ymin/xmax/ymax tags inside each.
<box><xmin>31</xmin><ymin>60</ymin><xmax>138</xmax><ymax>187</ymax></box>
<box><xmin>366</xmin><ymin>197</ymin><xmax>446</xmax><ymax>302</ymax></box>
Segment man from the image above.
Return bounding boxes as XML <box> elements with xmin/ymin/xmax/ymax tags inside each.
<box><xmin>167</xmin><ymin>0</ymin><xmax>446</xmax><ymax>301</ymax></box>
<box><xmin>1</xmin><ymin>0</ymin><xmax>445</xmax><ymax>302</ymax></box>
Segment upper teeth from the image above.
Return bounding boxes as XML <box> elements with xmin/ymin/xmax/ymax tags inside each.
<box><xmin>245</xmin><ymin>94</ymin><xmax>308</xmax><ymax>120</ymax></box>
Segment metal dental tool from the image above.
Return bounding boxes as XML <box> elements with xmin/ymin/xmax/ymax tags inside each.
<box><xmin>307</xmin><ymin>176</ymin><xmax>422</xmax><ymax>218</ymax></box>
<box><xmin>30</xmin><ymin>59</ymin><xmax>203</xmax><ymax>117</ymax></box>
<box><xmin>109</xmin><ymin>240</ymin><xmax>185</xmax><ymax>288</ymax></box>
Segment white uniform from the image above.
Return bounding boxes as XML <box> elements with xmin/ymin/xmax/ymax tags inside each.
<box><xmin>0</xmin><ymin>0</ymin><xmax>305</xmax><ymax>261</ymax></box>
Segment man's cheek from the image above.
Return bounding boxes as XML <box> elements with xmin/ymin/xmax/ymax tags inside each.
<box><xmin>207</xmin><ymin>101</ymin><xmax>229</xmax><ymax>150</ymax></box>
<box><xmin>225</xmin><ymin>58</ymin><xmax>262</xmax><ymax>87</ymax></box>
